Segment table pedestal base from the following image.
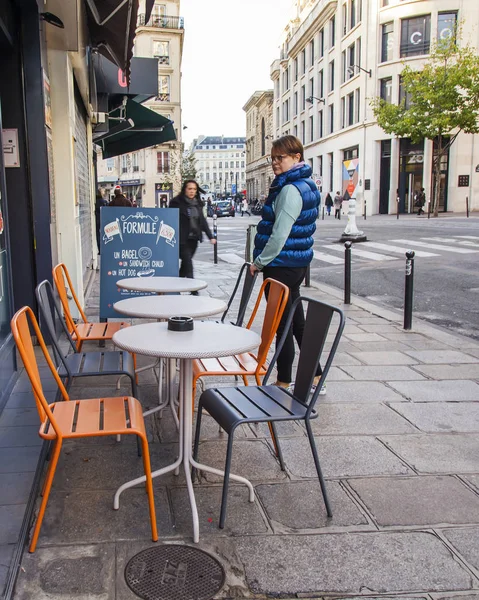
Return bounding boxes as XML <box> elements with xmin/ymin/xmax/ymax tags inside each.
<box><xmin>113</xmin><ymin>358</ymin><xmax>254</xmax><ymax>543</ymax></box>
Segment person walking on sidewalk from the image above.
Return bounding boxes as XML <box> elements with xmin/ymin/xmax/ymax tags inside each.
<box><xmin>110</xmin><ymin>186</ymin><xmax>132</xmax><ymax>207</ymax></box>
<box><xmin>334</xmin><ymin>191</ymin><xmax>342</xmax><ymax>219</ymax></box>
<box><xmin>324</xmin><ymin>192</ymin><xmax>333</xmax><ymax>216</ymax></box>
<box><xmin>250</xmin><ymin>135</ymin><xmax>324</xmax><ymax>393</ymax></box>
<box><xmin>169</xmin><ymin>180</ymin><xmax>216</xmax><ymax>290</ymax></box>
<box><xmin>241</xmin><ymin>198</ymin><xmax>251</xmax><ymax>217</ymax></box>
<box><xmin>415</xmin><ymin>187</ymin><xmax>426</xmax><ymax>216</ymax></box>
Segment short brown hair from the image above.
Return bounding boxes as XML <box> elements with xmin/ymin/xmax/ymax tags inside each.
<box><xmin>271</xmin><ymin>135</ymin><xmax>304</xmax><ymax>161</ymax></box>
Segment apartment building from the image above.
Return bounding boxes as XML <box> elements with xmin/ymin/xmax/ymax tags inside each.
<box><xmin>97</xmin><ymin>0</ymin><xmax>184</xmax><ymax>207</ymax></box>
<box><xmin>190</xmin><ymin>136</ymin><xmax>246</xmax><ymax>198</ymax></box>
<box><xmin>243</xmin><ymin>90</ymin><xmax>274</xmax><ymax>201</ymax></box>
<box><xmin>270</xmin><ymin>0</ymin><xmax>479</xmax><ymax>214</ymax></box>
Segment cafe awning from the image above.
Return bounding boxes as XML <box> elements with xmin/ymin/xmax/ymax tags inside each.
<box><xmin>94</xmin><ymin>99</ymin><xmax>177</xmax><ymax>159</ymax></box>
<box><xmin>85</xmin><ymin>0</ymin><xmax>155</xmax><ymax>81</ymax></box>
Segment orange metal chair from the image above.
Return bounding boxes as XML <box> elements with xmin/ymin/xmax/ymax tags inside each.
<box><xmin>53</xmin><ymin>263</ymin><xmax>130</xmax><ymax>352</ymax></box>
<box><xmin>11</xmin><ymin>306</ymin><xmax>158</xmax><ymax>553</ymax></box>
<box><xmin>192</xmin><ymin>278</ymin><xmax>289</xmax><ymax>396</ymax></box>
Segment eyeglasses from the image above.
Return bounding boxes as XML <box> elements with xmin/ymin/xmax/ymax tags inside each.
<box><xmin>267</xmin><ymin>154</ymin><xmax>291</xmax><ymax>164</ymax></box>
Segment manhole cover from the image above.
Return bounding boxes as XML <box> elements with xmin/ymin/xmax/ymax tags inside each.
<box><xmin>125</xmin><ymin>545</ymin><xmax>225</xmax><ymax>600</ymax></box>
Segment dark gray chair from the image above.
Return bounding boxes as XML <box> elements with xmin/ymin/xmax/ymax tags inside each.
<box><xmin>193</xmin><ymin>296</ymin><xmax>345</xmax><ymax>528</ymax></box>
<box><xmin>35</xmin><ymin>280</ymin><xmax>138</xmax><ymax>397</ymax></box>
<box><xmin>220</xmin><ymin>262</ymin><xmax>258</xmax><ymax>327</ymax></box>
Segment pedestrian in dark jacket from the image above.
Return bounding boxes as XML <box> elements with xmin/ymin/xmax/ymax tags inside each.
<box><xmin>324</xmin><ymin>192</ymin><xmax>333</xmax><ymax>216</ymax></box>
<box><xmin>110</xmin><ymin>187</ymin><xmax>132</xmax><ymax>207</ymax></box>
<box><xmin>95</xmin><ymin>189</ymin><xmax>108</xmax><ymax>253</ymax></box>
<box><xmin>169</xmin><ymin>180</ymin><xmax>216</xmax><ymax>285</ymax></box>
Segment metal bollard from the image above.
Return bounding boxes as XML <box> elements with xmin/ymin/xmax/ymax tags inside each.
<box><xmin>466</xmin><ymin>196</ymin><xmax>469</xmax><ymax>218</ymax></box>
<box><xmin>404</xmin><ymin>250</ymin><xmax>415</xmax><ymax>330</ymax></box>
<box><xmin>363</xmin><ymin>200</ymin><xmax>367</xmax><ymax>220</ymax></box>
<box><xmin>396</xmin><ymin>198</ymin><xmax>400</xmax><ymax>220</ymax></box>
<box><xmin>305</xmin><ymin>264</ymin><xmax>311</xmax><ymax>287</ymax></box>
<box><xmin>213</xmin><ymin>214</ymin><xmax>218</xmax><ymax>265</ymax></box>
<box><xmin>427</xmin><ymin>199</ymin><xmax>431</xmax><ymax>219</ymax></box>
<box><xmin>344</xmin><ymin>241</ymin><xmax>352</xmax><ymax>305</ymax></box>
<box><xmin>322</xmin><ymin>206</ymin><xmax>325</xmax><ymax>220</ymax></box>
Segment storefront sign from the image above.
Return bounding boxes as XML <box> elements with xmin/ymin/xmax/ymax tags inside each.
<box><xmin>119</xmin><ymin>179</ymin><xmax>144</xmax><ymax>186</ymax></box>
<box><xmin>2</xmin><ymin>129</ymin><xmax>20</xmax><ymax>168</ymax></box>
<box><xmin>100</xmin><ymin>207</ymin><xmax>179</xmax><ymax>318</ymax></box>
<box><xmin>94</xmin><ymin>56</ymin><xmax>160</xmax><ymax>96</ymax></box>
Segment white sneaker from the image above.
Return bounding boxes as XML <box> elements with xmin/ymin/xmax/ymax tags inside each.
<box><xmin>285</xmin><ymin>383</ymin><xmax>326</xmax><ymax>396</ymax></box>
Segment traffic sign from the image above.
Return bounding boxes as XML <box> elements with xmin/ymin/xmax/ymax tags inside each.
<box><xmin>315</xmin><ymin>177</ymin><xmax>322</xmax><ymax>188</ymax></box>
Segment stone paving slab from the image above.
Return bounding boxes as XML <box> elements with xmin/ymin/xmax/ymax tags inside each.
<box><xmin>403</xmin><ymin>350</ymin><xmax>479</xmax><ymax>364</ymax></box>
<box><xmin>348</xmin><ymin>351</ymin><xmax>418</xmax><ymax>365</ymax></box>
<box><xmin>340</xmin><ymin>365</ymin><xmax>427</xmax><ymax>381</ymax></box>
<box><xmin>465</xmin><ymin>348</ymin><xmax>479</xmax><ymax>359</ymax></box>
<box><xmin>37</xmin><ymin>488</ymin><xmax>172</xmax><ymax>546</ymax></box>
<box><xmin>380</xmin><ymin>434</ymin><xmax>479</xmax><ymax>473</ymax></box>
<box><xmin>386</xmin><ymin>380</ymin><xmax>479</xmax><ymax>402</ymax></box>
<box><xmin>465</xmin><ymin>475</ymin><xmax>479</xmax><ymax>493</ymax></box>
<box><xmin>412</xmin><ymin>364</ymin><xmax>479</xmax><ymax>380</ymax></box>
<box><xmin>349</xmin><ymin>476</ymin><xmax>479</xmax><ymax>527</ymax></box>
<box><xmin>390</xmin><ymin>402</ymin><xmax>479</xmax><ymax>433</ymax></box>
<box><xmin>14</xmin><ymin>543</ymin><xmax>116</xmax><ymax>600</ymax></box>
<box><xmin>0</xmin><ymin>472</ymin><xmax>35</xmax><ymax>506</ymax></box>
<box><xmin>321</xmin><ymin>381</ymin><xmax>408</xmax><ymax>403</ymax></box>
<box><xmin>344</xmin><ymin>341</ymin><xmax>416</xmax><ymax>352</ymax></box>
<box><xmin>0</xmin><ymin>407</ymin><xmax>39</xmax><ymax>427</ymax></box>
<box><xmin>1</xmin><ymin>392</ymin><xmax>38</xmax><ymax>408</ymax></box>
<box><xmin>279</xmin><ymin>436</ymin><xmax>412</xmax><ymax>478</ymax></box>
<box><xmin>169</xmin><ymin>485</ymin><xmax>269</xmax><ymax>536</ymax></box>
<box><xmin>0</xmin><ymin>505</ymin><xmax>27</xmax><ymax>544</ymax></box>
<box><xmin>0</xmin><ymin>544</ymin><xmax>14</xmax><ymax>593</ymax></box>
<box><xmin>0</xmin><ymin>446</ymin><xmax>42</xmax><ymax>473</ymax></box>
<box><xmin>195</xmin><ymin>439</ymin><xmax>287</xmax><ymax>483</ymax></box>
<box><xmin>255</xmin><ymin>480</ymin><xmax>370</xmax><ymax>531</ymax></box>
<box><xmin>225</xmin><ymin>531</ymin><xmax>474</xmax><ymax>595</ymax></box>
<box><xmin>323</xmin><ymin>366</ymin><xmax>354</xmax><ymax>381</ymax></box>
<box><xmin>356</xmin><ymin>325</ymin><xmax>405</xmax><ymax>335</ymax></box>
<box><xmin>0</xmin><ymin>426</ymin><xmax>42</xmax><ymax>448</ymax></box>
<box><xmin>442</xmin><ymin>527</ymin><xmax>479</xmax><ymax>571</ymax></box>
<box><xmin>343</xmin><ymin>333</ymin><xmax>388</xmax><ymax>342</ymax></box>
<box><xmin>328</xmin><ymin>352</ymin><xmax>363</xmax><ymax>366</ymax></box>
<box><xmin>313</xmin><ymin>403</ymin><xmax>417</xmax><ymax>435</ymax></box>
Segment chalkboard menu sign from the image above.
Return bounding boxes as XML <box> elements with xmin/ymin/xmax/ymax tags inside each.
<box><xmin>100</xmin><ymin>207</ymin><xmax>179</xmax><ymax>318</ymax></box>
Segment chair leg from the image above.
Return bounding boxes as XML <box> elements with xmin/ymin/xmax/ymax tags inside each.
<box><xmin>132</xmin><ymin>353</ymin><xmax>139</xmax><ymax>385</ymax></box>
<box><xmin>30</xmin><ymin>439</ymin><xmax>62</xmax><ymax>553</ymax></box>
<box><xmin>269</xmin><ymin>422</ymin><xmax>285</xmax><ymax>470</ymax></box>
<box><xmin>139</xmin><ymin>434</ymin><xmax>158</xmax><ymax>542</ymax></box>
<box><xmin>219</xmin><ymin>433</ymin><xmax>235</xmax><ymax>529</ymax></box>
<box><xmin>191</xmin><ymin>402</ymin><xmax>203</xmax><ymax>482</ymax></box>
<box><xmin>305</xmin><ymin>420</ymin><xmax>332</xmax><ymax>518</ymax></box>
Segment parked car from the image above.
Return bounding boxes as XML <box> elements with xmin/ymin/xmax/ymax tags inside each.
<box><xmin>213</xmin><ymin>201</ymin><xmax>235</xmax><ymax>217</ymax></box>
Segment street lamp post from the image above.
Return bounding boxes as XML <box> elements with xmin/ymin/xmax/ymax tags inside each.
<box><xmin>230</xmin><ymin>171</ymin><xmax>233</xmax><ymax>196</ymax></box>
<box><xmin>224</xmin><ymin>173</ymin><xmax>227</xmax><ymax>197</ymax></box>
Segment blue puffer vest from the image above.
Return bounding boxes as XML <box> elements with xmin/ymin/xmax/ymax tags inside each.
<box><xmin>253</xmin><ymin>163</ymin><xmax>320</xmax><ymax>268</ymax></box>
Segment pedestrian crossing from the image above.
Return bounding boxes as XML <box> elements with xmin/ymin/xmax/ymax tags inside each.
<box><xmin>310</xmin><ymin>236</ymin><xmax>479</xmax><ymax>266</ymax></box>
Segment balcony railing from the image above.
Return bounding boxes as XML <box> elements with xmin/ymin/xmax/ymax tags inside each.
<box><xmin>154</xmin><ymin>55</ymin><xmax>170</xmax><ymax>65</ymax></box>
<box><xmin>138</xmin><ymin>14</ymin><xmax>184</xmax><ymax>29</ymax></box>
<box><xmin>155</xmin><ymin>93</ymin><xmax>170</xmax><ymax>102</ymax></box>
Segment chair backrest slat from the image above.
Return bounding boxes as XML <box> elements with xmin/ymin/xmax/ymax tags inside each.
<box><xmin>221</xmin><ymin>263</ymin><xmax>258</xmax><ymax>327</ymax></box>
<box><xmin>263</xmin><ymin>296</ymin><xmax>345</xmax><ymax>408</ymax></box>
<box><xmin>11</xmin><ymin>307</ymin><xmax>70</xmax><ymax>435</ymax></box>
<box><xmin>52</xmin><ymin>263</ymin><xmax>88</xmax><ymax>337</ymax></box>
<box><xmin>36</xmin><ymin>280</ymin><xmax>76</xmax><ymax>375</ymax></box>
<box><xmin>246</xmin><ymin>278</ymin><xmax>289</xmax><ymax>369</ymax></box>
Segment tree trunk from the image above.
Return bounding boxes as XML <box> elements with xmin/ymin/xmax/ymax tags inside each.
<box><xmin>433</xmin><ymin>137</ymin><xmax>443</xmax><ymax>217</ymax></box>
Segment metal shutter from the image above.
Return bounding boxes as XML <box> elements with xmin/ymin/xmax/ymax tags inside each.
<box><xmin>74</xmin><ymin>88</ymin><xmax>93</xmax><ymax>284</ymax></box>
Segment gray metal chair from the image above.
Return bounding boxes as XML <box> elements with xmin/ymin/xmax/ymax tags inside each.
<box><xmin>193</xmin><ymin>295</ymin><xmax>345</xmax><ymax>529</ymax></box>
<box><xmin>35</xmin><ymin>280</ymin><xmax>138</xmax><ymax>397</ymax></box>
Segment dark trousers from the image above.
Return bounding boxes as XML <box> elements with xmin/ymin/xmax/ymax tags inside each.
<box><xmin>263</xmin><ymin>265</ymin><xmax>322</xmax><ymax>384</ymax></box>
<box><xmin>179</xmin><ymin>239</ymin><xmax>198</xmax><ymax>279</ymax></box>
<box><xmin>241</xmin><ymin>209</ymin><xmax>251</xmax><ymax>216</ymax></box>
<box><xmin>334</xmin><ymin>208</ymin><xmax>341</xmax><ymax>219</ymax></box>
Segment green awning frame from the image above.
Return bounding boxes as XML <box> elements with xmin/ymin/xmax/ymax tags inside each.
<box><xmin>96</xmin><ymin>99</ymin><xmax>176</xmax><ymax>158</ymax></box>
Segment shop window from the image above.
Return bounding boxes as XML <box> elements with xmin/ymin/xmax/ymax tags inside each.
<box><xmin>157</xmin><ymin>151</ymin><xmax>170</xmax><ymax>173</ymax></box>
<box><xmin>318</xmin><ymin>110</ymin><xmax>324</xmax><ymax>138</ymax></box>
<box><xmin>330</xmin><ymin>15</ymin><xmax>336</xmax><ymax>47</ymax></box>
<box><xmin>107</xmin><ymin>158</ymin><xmax>115</xmax><ymax>172</ymax></box>
<box><xmin>132</xmin><ymin>152</ymin><xmax>139</xmax><ymax>172</ymax></box>
<box><xmin>157</xmin><ymin>74</ymin><xmax>170</xmax><ymax>101</ymax></box>
<box><xmin>399</xmin><ymin>76</ymin><xmax>412</xmax><ymax>108</ymax></box>
<box><xmin>310</xmin><ymin>116</ymin><xmax>314</xmax><ymax>142</ymax></box>
<box><xmin>319</xmin><ymin>28</ymin><xmax>324</xmax><ymax>58</ymax></box>
<box><xmin>400</xmin><ymin>15</ymin><xmax>431</xmax><ymax>58</ymax></box>
<box><xmin>310</xmin><ymin>40</ymin><xmax>314</xmax><ymax>66</ymax></box>
<box><xmin>318</xmin><ymin>69</ymin><xmax>324</xmax><ymax>97</ymax></box>
<box><xmin>294</xmin><ymin>57</ymin><xmax>298</xmax><ymax>81</ymax></box>
<box><xmin>380</xmin><ymin>77</ymin><xmax>393</xmax><ymax>103</ymax></box>
<box><xmin>344</xmin><ymin>146</ymin><xmax>359</xmax><ymax>160</ymax></box>
<box><xmin>329</xmin><ymin>60</ymin><xmax>335</xmax><ymax>92</ymax></box>
<box><xmin>301</xmin><ymin>48</ymin><xmax>306</xmax><ymax>74</ymax></box>
<box><xmin>121</xmin><ymin>155</ymin><xmax>128</xmax><ymax>173</ymax></box>
<box><xmin>329</xmin><ymin>104</ymin><xmax>334</xmax><ymax>134</ymax></box>
<box><xmin>153</xmin><ymin>40</ymin><xmax>169</xmax><ymax>64</ymax></box>
<box><xmin>437</xmin><ymin>12</ymin><xmax>457</xmax><ymax>42</ymax></box>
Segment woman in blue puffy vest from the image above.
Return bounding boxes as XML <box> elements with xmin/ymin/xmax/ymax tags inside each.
<box><xmin>250</xmin><ymin>135</ymin><xmax>323</xmax><ymax>392</ymax></box>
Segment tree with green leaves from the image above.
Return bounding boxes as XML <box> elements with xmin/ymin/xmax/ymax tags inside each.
<box><xmin>180</xmin><ymin>150</ymin><xmax>197</xmax><ymax>181</ymax></box>
<box><xmin>371</xmin><ymin>32</ymin><xmax>479</xmax><ymax>216</ymax></box>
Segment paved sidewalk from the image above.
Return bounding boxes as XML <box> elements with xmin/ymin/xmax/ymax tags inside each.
<box><xmin>2</xmin><ymin>258</ymin><xmax>479</xmax><ymax>599</ymax></box>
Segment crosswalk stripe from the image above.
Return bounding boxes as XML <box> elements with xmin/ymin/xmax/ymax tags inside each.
<box><xmin>392</xmin><ymin>239</ymin><xmax>479</xmax><ymax>254</ymax></box>
<box><xmin>321</xmin><ymin>244</ymin><xmax>398</xmax><ymax>261</ymax></box>
<box><xmin>312</xmin><ymin>249</ymin><xmax>344</xmax><ymax>264</ymax></box>
<box><xmin>421</xmin><ymin>237</ymin><xmax>479</xmax><ymax>246</ymax></box>
<box><xmin>456</xmin><ymin>236</ymin><xmax>479</xmax><ymax>240</ymax></box>
<box><xmin>362</xmin><ymin>242</ymin><xmax>438</xmax><ymax>258</ymax></box>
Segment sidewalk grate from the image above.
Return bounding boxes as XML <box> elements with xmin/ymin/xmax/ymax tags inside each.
<box><xmin>124</xmin><ymin>545</ymin><xmax>225</xmax><ymax>600</ymax></box>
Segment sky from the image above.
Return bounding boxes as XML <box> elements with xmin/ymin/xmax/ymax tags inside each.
<box><xmin>180</xmin><ymin>0</ymin><xmax>295</xmax><ymax>148</ymax></box>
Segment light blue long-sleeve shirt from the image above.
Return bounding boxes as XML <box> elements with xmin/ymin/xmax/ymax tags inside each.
<box><xmin>253</xmin><ymin>184</ymin><xmax>302</xmax><ymax>270</ymax></box>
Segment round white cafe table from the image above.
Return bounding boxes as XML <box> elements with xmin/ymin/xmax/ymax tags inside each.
<box><xmin>116</xmin><ymin>276</ymin><xmax>207</xmax><ymax>294</ymax></box>
<box><xmin>113</xmin><ymin>295</ymin><xmax>227</xmax><ymax>320</ymax></box>
<box><xmin>112</xmin><ymin>321</ymin><xmax>260</xmax><ymax>544</ymax></box>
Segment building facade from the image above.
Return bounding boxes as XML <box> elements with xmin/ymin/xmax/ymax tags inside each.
<box><xmin>190</xmin><ymin>136</ymin><xmax>246</xmax><ymax>198</ymax></box>
<box><xmin>270</xmin><ymin>0</ymin><xmax>479</xmax><ymax>215</ymax></box>
<box><xmin>97</xmin><ymin>0</ymin><xmax>184</xmax><ymax>207</ymax></box>
<box><xmin>243</xmin><ymin>91</ymin><xmax>274</xmax><ymax>201</ymax></box>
